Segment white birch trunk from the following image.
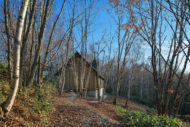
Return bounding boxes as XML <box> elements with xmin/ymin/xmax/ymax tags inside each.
<box><xmin>84</xmin><ymin>68</ymin><xmax>92</xmax><ymax>98</ymax></box>
<box><xmin>1</xmin><ymin>0</ymin><xmax>29</xmax><ymax>114</ymax></box>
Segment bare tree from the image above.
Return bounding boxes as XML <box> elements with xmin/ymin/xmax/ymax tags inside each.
<box><xmin>40</xmin><ymin>0</ymin><xmax>66</xmax><ymax>85</ymax></box>
<box><xmin>59</xmin><ymin>0</ymin><xmax>76</xmax><ymax>94</ymax></box>
<box><xmin>27</xmin><ymin>0</ymin><xmax>54</xmax><ymax>86</ymax></box>
<box><xmin>108</xmin><ymin>0</ymin><xmax>138</xmax><ymax>105</ymax></box>
<box><xmin>75</xmin><ymin>0</ymin><xmax>94</xmax><ymax>97</ymax></box>
<box><xmin>19</xmin><ymin>0</ymin><xmax>37</xmax><ymax>86</ymax></box>
<box><xmin>131</xmin><ymin>0</ymin><xmax>190</xmax><ymax>115</ymax></box>
<box><xmin>103</xmin><ymin>35</ymin><xmax>114</xmax><ymax>92</ymax></box>
<box><xmin>0</xmin><ymin>0</ymin><xmax>29</xmax><ymax>115</ymax></box>
<box><xmin>3</xmin><ymin>0</ymin><xmax>13</xmax><ymax>80</ymax></box>
<box><xmin>93</xmin><ymin>34</ymin><xmax>107</xmax><ymax>101</ymax></box>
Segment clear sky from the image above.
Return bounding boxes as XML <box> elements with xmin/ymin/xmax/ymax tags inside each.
<box><xmin>54</xmin><ymin>0</ymin><xmax>189</xmax><ymax>73</ymax></box>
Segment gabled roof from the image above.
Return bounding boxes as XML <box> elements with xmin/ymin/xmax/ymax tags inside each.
<box><xmin>56</xmin><ymin>52</ymin><xmax>104</xmax><ymax>80</ymax></box>
<box><xmin>70</xmin><ymin>52</ymin><xmax>104</xmax><ymax>80</ymax></box>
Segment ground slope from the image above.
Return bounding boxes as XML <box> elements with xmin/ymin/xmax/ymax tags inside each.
<box><xmin>48</xmin><ymin>92</ymin><xmax>147</xmax><ymax>127</ymax></box>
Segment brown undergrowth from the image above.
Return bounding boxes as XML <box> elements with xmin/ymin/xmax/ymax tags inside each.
<box><xmin>0</xmin><ymin>81</ymin><xmax>56</xmax><ymax>127</ymax></box>
<box><xmin>49</xmin><ymin>92</ymin><xmax>149</xmax><ymax>127</ymax></box>
<box><xmin>0</xmin><ymin>81</ymin><xmax>152</xmax><ymax>127</ymax></box>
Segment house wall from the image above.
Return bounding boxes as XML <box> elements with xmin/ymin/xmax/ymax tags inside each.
<box><xmin>65</xmin><ymin>66</ymin><xmax>74</xmax><ymax>90</ymax></box>
<box><xmin>64</xmin><ymin>56</ymin><xmax>104</xmax><ymax>93</ymax></box>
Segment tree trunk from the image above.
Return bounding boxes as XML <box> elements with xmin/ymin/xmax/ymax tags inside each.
<box><xmin>19</xmin><ymin>0</ymin><xmax>36</xmax><ymax>86</ymax></box>
<box><xmin>1</xmin><ymin>0</ymin><xmax>29</xmax><ymax>115</ymax></box>
<box><xmin>101</xmin><ymin>80</ymin><xmax>107</xmax><ymax>102</ymax></box>
<box><xmin>40</xmin><ymin>0</ymin><xmax>66</xmax><ymax>84</ymax></box>
<box><xmin>125</xmin><ymin>77</ymin><xmax>131</xmax><ymax>107</ymax></box>
<box><xmin>72</xmin><ymin>56</ymin><xmax>79</xmax><ymax>96</ymax></box>
<box><xmin>37</xmin><ymin>57</ymin><xmax>42</xmax><ymax>85</ymax></box>
<box><xmin>74</xmin><ymin>70</ymin><xmax>79</xmax><ymax>96</ymax></box>
<box><xmin>27</xmin><ymin>0</ymin><xmax>52</xmax><ymax>86</ymax></box>
<box><xmin>113</xmin><ymin>79</ymin><xmax>120</xmax><ymax>105</ymax></box>
<box><xmin>140</xmin><ymin>72</ymin><xmax>143</xmax><ymax>100</ymax></box>
<box><xmin>59</xmin><ymin>67</ymin><xmax>66</xmax><ymax>94</ymax></box>
<box><xmin>4</xmin><ymin>0</ymin><xmax>13</xmax><ymax>81</ymax></box>
<box><xmin>84</xmin><ymin>68</ymin><xmax>91</xmax><ymax>98</ymax></box>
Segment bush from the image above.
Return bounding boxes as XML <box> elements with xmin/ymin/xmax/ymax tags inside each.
<box><xmin>43</xmin><ymin>75</ymin><xmax>59</xmax><ymax>89</ymax></box>
<box><xmin>0</xmin><ymin>81</ymin><xmax>10</xmax><ymax>104</ymax></box>
<box><xmin>19</xmin><ymin>83</ymin><xmax>57</xmax><ymax>125</ymax></box>
<box><xmin>106</xmin><ymin>85</ymin><xmax>113</xmax><ymax>94</ymax></box>
<box><xmin>0</xmin><ymin>77</ymin><xmax>57</xmax><ymax>126</ymax></box>
<box><xmin>21</xmin><ymin>83</ymin><xmax>56</xmax><ymax>112</ymax></box>
<box><xmin>0</xmin><ymin>64</ymin><xmax>9</xmax><ymax>80</ymax></box>
<box><xmin>116</xmin><ymin>106</ymin><xmax>188</xmax><ymax>127</ymax></box>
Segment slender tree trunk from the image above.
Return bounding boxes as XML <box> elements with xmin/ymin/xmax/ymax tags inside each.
<box><xmin>125</xmin><ymin>76</ymin><xmax>131</xmax><ymax>107</ymax></box>
<box><xmin>96</xmin><ymin>72</ymin><xmax>100</xmax><ymax>101</ymax></box>
<box><xmin>140</xmin><ymin>72</ymin><xmax>143</xmax><ymax>100</ymax></box>
<box><xmin>19</xmin><ymin>0</ymin><xmax>36</xmax><ymax>86</ymax></box>
<box><xmin>27</xmin><ymin>18</ymin><xmax>36</xmax><ymax>85</ymax></box>
<box><xmin>40</xmin><ymin>0</ymin><xmax>66</xmax><ymax>84</ymax></box>
<box><xmin>27</xmin><ymin>0</ymin><xmax>53</xmax><ymax>86</ymax></box>
<box><xmin>59</xmin><ymin>67</ymin><xmax>66</xmax><ymax>94</ymax></box>
<box><xmin>113</xmin><ymin>78</ymin><xmax>120</xmax><ymax>105</ymax></box>
<box><xmin>37</xmin><ymin>57</ymin><xmax>42</xmax><ymax>85</ymax></box>
<box><xmin>84</xmin><ymin>68</ymin><xmax>91</xmax><ymax>98</ymax></box>
<box><xmin>1</xmin><ymin>0</ymin><xmax>29</xmax><ymax>115</ymax></box>
<box><xmin>73</xmin><ymin>58</ymin><xmax>79</xmax><ymax>96</ymax></box>
<box><xmin>102</xmin><ymin>79</ymin><xmax>107</xmax><ymax>102</ymax></box>
<box><xmin>74</xmin><ymin>70</ymin><xmax>79</xmax><ymax>95</ymax></box>
<box><xmin>6</xmin><ymin>40</ymin><xmax>12</xmax><ymax>81</ymax></box>
<box><xmin>59</xmin><ymin>33</ymin><xmax>71</xmax><ymax>94</ymax></box>
<box><xmin>4</xmin><ymin>0</ymin><xmax>13</xmax><ymax>80</ymax></box>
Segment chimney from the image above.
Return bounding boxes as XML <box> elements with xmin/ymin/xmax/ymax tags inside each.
<box><xmin>92</xmin><ymin>52</ymin><xmax>97</xmax><ymax>69</ymax></box>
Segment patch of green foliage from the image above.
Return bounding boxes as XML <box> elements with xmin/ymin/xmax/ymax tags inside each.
<box><xmin>44</xmin><ymin>75</ymin><xmax>60</xmax><ymax>89</ymax></box>
<box><xmin>0</xmin><ymin>63</ymin><xmax>57</xmax><ymax>125</ymax></box>
<box><xmin>138</xmin><ymin>103</ymin><xmax>157</xmax><ymax>115</ymax></box>
<box><xmin>0</xmin><ymin>64</ymin><xmax>10</xmax><ymax>103</ymax></box>
<box><xmin>20</xmin><ymin>83</ymin><xmax>57</xmax><ymax>125</ymax></box>
<box><xmin>106</xmin><ymin>85</ymin><xmax>113</xmax><ymax>94</ymax></box>
<box><xmin>130</xmin><ymin>95</ymin><xmax>156</xmax><ymax>108</ymax></box>
<box><xmin>0</xmin><ymin>63</ymin><xmax>9</xmax><ymax>80</ymax></box>
<box><xmin>116</xmin><ymin>106</ymin><xmax>189</xmax><ymax>127</ymax></box>
<box><xmin>0</xmin><ymin>81</ymin><xmax>10</xmax><ymax>103</ymax></box>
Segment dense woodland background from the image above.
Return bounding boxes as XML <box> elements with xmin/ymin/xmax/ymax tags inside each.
<box><xmin>0</xmin><ymin>0</ymin><xmax>189</xmax><ymax>126</ymax></box>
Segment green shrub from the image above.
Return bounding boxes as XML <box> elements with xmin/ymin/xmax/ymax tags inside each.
<box><xmin>0</xmin><ymin>64</ymin><xmax>9</xmax><ymax>80</ymax></box>
<box><xmin>20</xmin><ymin>83</ymin><xmax>57</xmax><ymax>125</ymax></box>
<box><xmin>0</xmin><ymin>81</ymin><xmax>10</xmax><ymax>103</ymax></box>
<box><xmin>116</xmin><ymin>106</ymin><xmax>188</xmax><ymax>127</ymax></box>
<box><xmin>0</xmin><ymin>79</ymin><xmax>57</xmax><ymax>126</ymax></box>
<box><xmin>106</xmin><ymin>85</ymin><xmax>113</xmax><ymax>94</ymax></box>
<box><xmin>22</xmin><ymin>83</ymin><xmax>56</xmax><ymax>113</ymax></box>
<box><xmin>141</xmin><ymin>104</ymin><xmax>157</xmax><ymax>115</ymax></box>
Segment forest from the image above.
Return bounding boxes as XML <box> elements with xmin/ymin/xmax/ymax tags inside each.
<box><xmin>0</xmin><ymin>0</ymin><xmax>189</xmax><ymax>126</ymax></box>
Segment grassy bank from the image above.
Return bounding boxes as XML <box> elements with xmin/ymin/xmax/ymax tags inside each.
<box><xmin>116</xmin><ymin>105</ymin><xmax>189</xmax><ymax>127</ymax></box>
<box><xmin>0</xmin><ymin>80</ymin><xmax>57</xmax><ymax>126</ymax></box>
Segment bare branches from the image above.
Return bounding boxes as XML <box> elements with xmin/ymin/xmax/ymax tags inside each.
<box><xmin>1</xmin><ymin>0</ymin><xmax>29</xmax><ymax>115</ymax></box>
<box><xmin>132</xmin><ymin>0</ymin><xmax>190</xmax><ymax>115</ymax></box>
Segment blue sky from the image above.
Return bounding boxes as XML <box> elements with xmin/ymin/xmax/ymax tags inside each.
<box><xmin>54</xmin><ymin>0</ymin><xmax>114</xmax><ymax>42</ymax></box>
<box><xmin>54</xmin><ymin>0</ymin><xmax>189</xmax><ymax>72</ymax></box>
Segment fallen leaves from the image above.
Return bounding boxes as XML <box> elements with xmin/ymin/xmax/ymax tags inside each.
<box><xmin>167</xmin><ymin>89</ymin><xmax>174</xmax><ymax>94</ymax></box>
<box><xmin>48</xmin><ymin>93</ymin><xmax>123</xmax><ymax>127</ymax></box>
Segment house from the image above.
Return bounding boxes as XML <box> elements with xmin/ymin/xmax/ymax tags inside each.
<box><xmin>60</xmin><ymin>52</ymin><xmax>104</xmax><ymax>99</ymax></box>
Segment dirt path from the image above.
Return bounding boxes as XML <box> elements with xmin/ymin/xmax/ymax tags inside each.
<box><xmin>49</xmin><ymin>92</ymin><xmax>124</xmax><ymax>127</ymax></box>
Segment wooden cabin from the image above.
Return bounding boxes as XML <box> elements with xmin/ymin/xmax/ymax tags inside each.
<box><xmin>64</xmin><ymin>52</ymin><xmax>104</xmax><ymax>98</ymax></box>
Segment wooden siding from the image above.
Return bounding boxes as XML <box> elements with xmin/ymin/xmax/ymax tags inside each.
<box><xmin>64</xmin><ymin>56</ymin><xmax>104</xmax><ymax>91</ymax></box>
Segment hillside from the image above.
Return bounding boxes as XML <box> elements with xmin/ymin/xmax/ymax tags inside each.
<box><xmin>0</xmin><ymin>89</ymin><xmax>144</xmax><ymax>126</ymax></box>
<box><xmin>0</xmin><ymin>84</ymin><xmax>188</xmax><ymax>127</ymax></box>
